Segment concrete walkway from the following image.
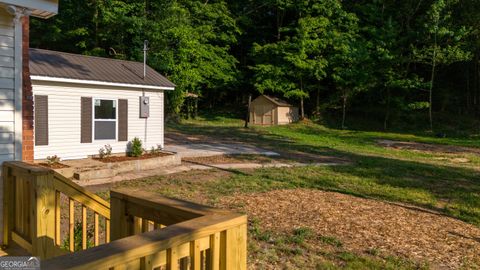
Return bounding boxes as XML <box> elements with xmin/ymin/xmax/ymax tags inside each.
<box><xmin>77</xmin><ymin>161</ymin><xmax>336</xmax><ymax>187</ymax></box>
<box><xmin>164</xmin><ymin>143</ymin><xmax>279</xmax><ymax>158</ymax></box>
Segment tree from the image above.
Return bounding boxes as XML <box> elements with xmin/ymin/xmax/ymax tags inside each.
<box><xmin>413</xmin><ymin>0</ymin><xmax>471</xmax><ymax>130</ymax></box>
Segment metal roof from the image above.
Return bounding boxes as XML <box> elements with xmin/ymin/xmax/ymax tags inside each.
<box><xmin>29</xmin><ymin>48</ymin><xmax>175</xmax><ymax>89</ymax></box>
<box><xmin>261</xmin><ymin>95</ymin><xmax>293</xmax><ymax>107</ymax></box>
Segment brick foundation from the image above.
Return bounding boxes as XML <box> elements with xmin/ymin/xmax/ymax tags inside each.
<box><xmin>22</xmin><ymin>16</ymin><xmax>34</xmax><ymax>162</ymax></box>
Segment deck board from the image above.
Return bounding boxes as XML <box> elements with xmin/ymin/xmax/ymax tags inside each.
<box><xmin>0</xmin><ymin>243</ymin><xmax>31</xmax><ymax>256</ymax></box>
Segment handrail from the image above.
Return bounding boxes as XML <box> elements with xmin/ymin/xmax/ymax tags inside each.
<box><xmin>44</xmin><ymin>189</ymin><xmax>247</xmax><ymax>269</ymax></box>
<box><xmin>42</xmin><ymin>213</ymin><xmax>247</xmax><ymax>269</ymax></box>
<box><xmin>2</xmin><ymin>162</ymin><xmax>247</xmax><ymax>269</ymax></box>
<box><xmin>2</xmin><ymin>161</ymin><xmax>111</xmax><ymax>259</ymax></box>
<box><xmin>52</xmin><ymin>172</ymin><xmax>110</xmax><ymax>218</ymax></box>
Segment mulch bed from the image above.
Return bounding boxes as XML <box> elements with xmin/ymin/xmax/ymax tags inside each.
<box><xmin>93</xmin><ymin>152</ymin><xmax>171</xmax><ymax>163</ymax></box>
<box><xmin>38</xmin><ymin>163</ymin><xmax>70</xmax><ymax>169</ymax></box>
<box><xmin>219</xmin><ymin>189</ymin><xmax>480</xmax><ymax>269</ymax></box>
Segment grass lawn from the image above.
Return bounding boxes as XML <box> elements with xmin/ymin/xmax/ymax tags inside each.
<box><xmin>108</xmin><ymin>114</ymin><xmax>480</xmax><ymax>269</ymax></box>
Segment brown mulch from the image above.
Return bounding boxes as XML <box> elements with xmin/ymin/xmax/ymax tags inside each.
<box><xmin>93</xmin><ymin>152</ymin><xmax>171</xmax><ymax>163</ymax></box>
<box><xmin>220</xmin><ymin>189</ymin><xmax>480</xmax><ymax>269</ymax></box>
<box><xmin>38</xmin><ymin>162</ymin><xmax>70</xmax><ymax>169</ymax></box>
<box><xmin>377</xmin><ymin>139</ymin><xmax>480</xmax><ymax>155</ymax></box>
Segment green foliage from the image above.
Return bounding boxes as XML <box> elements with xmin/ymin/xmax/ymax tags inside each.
<box><xmin>61</xmin><ymin>222</ymin><xmax>93</xmax><ymax>252</ymax></box>
<box><xmin>128</xmin><ymin>137</ymin><xmax>143</xmax><ymax>157</ymax></box>
<box><xmin>30</xmin><ymin>0</ymin><xmax>480</xmax><ymax>129</ymax></box>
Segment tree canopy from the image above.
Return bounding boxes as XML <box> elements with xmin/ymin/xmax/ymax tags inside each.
<box><xmin>30</xmin><ymin>0</ymin><xmax>480</xmax><ymax>131</ymax></box>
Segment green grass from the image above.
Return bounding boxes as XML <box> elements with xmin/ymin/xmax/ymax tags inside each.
<box><xmin>167</xmin><ymin>115</ymin><xmax>480</xmax><ymax>226</ymax></box>
<box><xmin>108</xmin><ymin>114</ymin><xmax>480</xmax><ymax>269</ymax></box>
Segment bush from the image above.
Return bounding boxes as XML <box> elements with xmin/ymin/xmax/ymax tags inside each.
<box><xmin>128</xmin><ymin>137</ymin><xmax>143</xmax><ymax>157</ymax></box>
<box><xmin>98</xmin><ymin>144</ymin><xmax>113</xmax><ymax>159</ymax></box>
<box><xmin>46</xmin><ymin>155</ymin><xmax>60</xmax><ymax>165</ymax></box>
<box><xmin>150</xmin><ymin>144</ymin><xmax>163</xmax><ymax>155</ymax></box>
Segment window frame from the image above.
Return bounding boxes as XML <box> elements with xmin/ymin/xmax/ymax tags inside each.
<box><xmin>92</xmin><ymin>98</ymin><xmax>118</xmax><ymax>141</ymax></box>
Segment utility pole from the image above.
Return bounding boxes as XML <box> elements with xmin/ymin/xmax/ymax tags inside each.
<box><xmin>143</xmin><ymin>40</ymin><xmax>149</xmax><ymax>80</ymax></box>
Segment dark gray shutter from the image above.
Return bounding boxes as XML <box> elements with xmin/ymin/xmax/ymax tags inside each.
<box><xmin>118</xmin><ymin>99</ymin><xmax>128</xmax><ymax>141</ymax></box>
<box><xmin>34</xmin><ymin>95</ymin><xmax>48</xmax><ymax>146</ymax></box>
<box><xmin>81</xmin><ymin>97</ymin><xmax>92</xmax><ymax>143</ymax></box>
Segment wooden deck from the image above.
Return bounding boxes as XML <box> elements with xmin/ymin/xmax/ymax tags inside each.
<box><xmin>0</xmin><ymin>242</ymin><xmax>30</xmax><ymax>256</ymax></box>
<box><xmin>2</xmin><ymin>161</ymin><xmax>247</xmax><ymax>269</ymax></box>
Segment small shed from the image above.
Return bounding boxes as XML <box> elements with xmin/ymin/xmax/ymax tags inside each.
<box><xmin>249</xmin><ymin>95</ymin><xmax>299</xmax><ymax>125</ymax></box>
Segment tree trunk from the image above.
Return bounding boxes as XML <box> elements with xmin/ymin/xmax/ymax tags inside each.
<box><xmin>429</xmin><ymin>31</ymin><xmax>438</xmax><ymax>131</ymax></box>
<box><xmin>341</xmin><ymin>91</ymin><xmax>347</xmax><ymax>130</ymax></box>
<box><xmin>316</xmin><ymin>87</ymin><xmax>320</xmax><ymax>117</ymax></box>
<box><xmin>475</xmin><ymin>50</ymin><xmax>480</xmax><ymax>115</ymax></box>
<box><xmin>244</xmin><ymin>94</ymin><xmax>252</xmax><ymax>128</ymax></box>
<box><xmin>384</xmin><ymin>88</ymin><xmax>390</xmax><ymax>131</ymax></box>
<box><xmin>300</xmin><ymin>97</ymin><xmax>305</xmax><ymax>120</ymax></box>
<box><xmin>194</xmin><ymin>98</ymin><xmax>198</xmax><ymax>119</ymax></box>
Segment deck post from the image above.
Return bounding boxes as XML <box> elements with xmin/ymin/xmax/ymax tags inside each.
<box><xmin>30</xmin><ymin>170</ymin><xmax>56</xmax><ymax>259</ymax></box>
<box><xmin>2</xmin><ymin>165</ymin><xmax>13</xmax><ymax>247</ymax></box>
<box><xmin>110</xmin><ymin>193</ymin><xmax>131</xmax><ymax>241</ymax></box>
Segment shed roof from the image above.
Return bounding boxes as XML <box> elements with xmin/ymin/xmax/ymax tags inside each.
<box><xmin>29</xmin><ymin>48</ymin><xmax>175</xmax><ymax>89</ymax></box>
<box><xmin>259</xmin><ymin>95</ymin><xmax>293</xmax><ymax>107</ymax></box>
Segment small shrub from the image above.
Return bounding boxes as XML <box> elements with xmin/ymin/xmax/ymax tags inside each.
<box><xmin>98</xmin><ymin>147</ymin><xmax>106</xmax><ymax>159</ymax></box>
<box><xmin>128</xmin><ymin>137</ymin><xmax>143</xmax><ymax>157</ymax></box>
<box><xmin>105</xmin><ymin>144</ymin><xmax>112</xmax><ymax>156</ymax></box>
<box><xmin>46</xmin><ymin>155</ymin><xmax>60</xmax><ymax>165</ymax></box>
<box><xmin>150</xmin><ymin>144</ymin><xmax>163</xmax><ymax>155</ymax></box>
<box><xmin>98</xmin><ymin>144</ymin><xmax>112</xmax><ymax>159</ymax></box>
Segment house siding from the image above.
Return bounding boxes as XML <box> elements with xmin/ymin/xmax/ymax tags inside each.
<box><xmin>32</xmin><ymin>81</ymin><xmax>165</xmax><ymax>160</ymax></box>
<box><xmin>0</xmin><ymin>9</ymin><xmax>16</xmax><ymax>165</ymax></box>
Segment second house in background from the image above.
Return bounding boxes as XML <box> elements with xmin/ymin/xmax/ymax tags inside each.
<box><xmin>29</xmin><ymin>48</ymin><xmax>175</xmax><ymax>160</ymax></box>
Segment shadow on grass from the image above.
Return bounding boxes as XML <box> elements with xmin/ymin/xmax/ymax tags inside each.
<box><xmin>167</xmin><ymin>121</ymin><xmax>480</xmax><ymax>225</ymax></box>
<box><xmin>183</xmin><ymin>159</ymin><xmax>251</xmax><ymax>176</ymax></box>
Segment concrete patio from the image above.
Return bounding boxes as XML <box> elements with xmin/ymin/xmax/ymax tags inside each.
<box><xmin>164</xmin><ymin>142</ymin><xmax>279</xmax><ymax>158</ymax></box>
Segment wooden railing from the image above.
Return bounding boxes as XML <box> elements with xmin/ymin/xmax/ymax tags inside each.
<box><xmin>2</xmin><ymin>162</ymin><xmax>247</xmax><ymax>269</ymax></box>
<box><xmin>2</xmin><ymin>161</ymin><xmax>110</xmax><ymax>259</ymax></box>
<box><xmin>43</xmin><ymin>188</ymin><xmax>247</xmax><ymax>269</ymax></box>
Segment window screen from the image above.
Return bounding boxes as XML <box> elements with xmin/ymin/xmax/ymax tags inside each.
<box><xmin>95</xmin><ymin>121</ymin><xmax>116</xmax><ymax>140</ymax></box>
<box><xmin>94</xmin><ymin>99</ymin><xmax>116</xmax><ymax>140</ymax></box>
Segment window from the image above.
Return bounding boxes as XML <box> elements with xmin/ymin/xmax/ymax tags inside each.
<box><xmin>94</xmin><ymin>99</ymin><xmax>117</xmax><ymax>140</ymax></box>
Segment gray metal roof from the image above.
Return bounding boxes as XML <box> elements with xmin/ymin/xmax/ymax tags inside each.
<box><xmin>262</xmin><ymin>95</ymin><xmax>293</xmax><ymax>107</ymax></box>
<box><xmin>29</xmin><ymin>48</ymin><xmax>175</xmax><ymax>89</ymax></box>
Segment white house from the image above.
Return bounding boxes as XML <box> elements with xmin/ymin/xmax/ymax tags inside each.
<box><xmin>0</xmin><ymin>0</ymin><xmax>58</xmax><ymax>245</ymax></box>
<box><xmin>29</xmin><ymin>48</ymin><xmax>175</xmax><ymax>160</ymax></box>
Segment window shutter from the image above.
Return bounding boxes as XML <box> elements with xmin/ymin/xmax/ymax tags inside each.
<box><xmin>34</xmin><ymin>95</ymin><xmax>48</xmax><ymax>146</ymax></box>
<box><xmin>81</xmin><ymin>97</ymin><xmax>92</xmax><ymax>143</ymax></box>
<box><xmin>118</xmin><ymin>99</ymin><xmax>128</xmax><ymax>141</ymax></box>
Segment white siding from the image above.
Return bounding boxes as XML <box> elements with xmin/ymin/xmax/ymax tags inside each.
<box><xmin>32</xmin><ymin>81</ymin><xmax>165</xmax><ymax>160</ymax></box>
<box><xmin>0</xmin><ymin>9</ymin><xmax>16</xmax><ymax>166</ymax></box>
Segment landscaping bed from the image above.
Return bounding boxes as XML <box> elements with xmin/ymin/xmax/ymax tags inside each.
<box><xmin>38</xmin><ymin>162</ymin><xmax>70</xmax><ymax>169</ymax></box>
<box><xmin>93</xmin><ymin>152</ymin><xmax>171</xmax><ymax>163</ymax></box>
<box><xmin>72</xmin><ymin>152</ymin><xmax>181</xmax><ymax>181</ymax></box>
